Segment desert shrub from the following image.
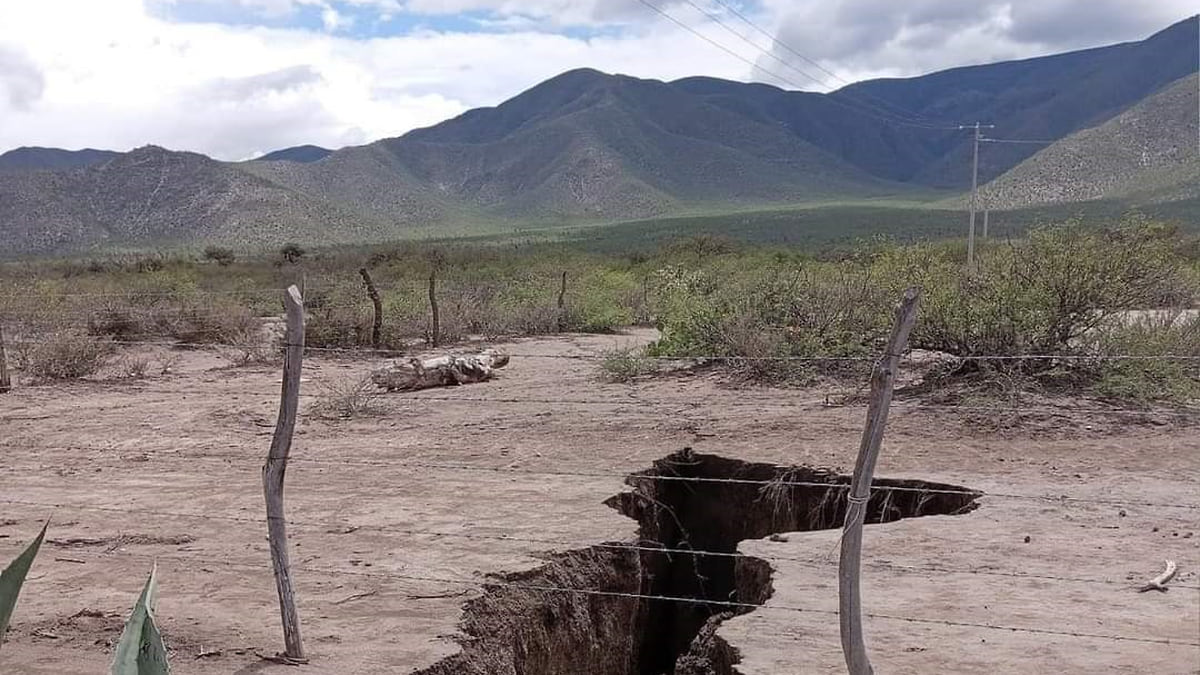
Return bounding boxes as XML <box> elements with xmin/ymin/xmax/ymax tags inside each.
<box><xmin>202</xmin><ymin>246</ymin><xmax>236</xmax><ymax>266</ymax></box>
<box><xmin>1088</xmin><ymin>311</ymin><xmax>1200</xmax><ymax>403</ymax></box>
<box><xmin>648</xmin><ymin>260</ymin><xmax>889</xmax><ymax>380</ymax></box>
<box><xmin>562</xmin><ymin>269</ymin><xmax>636</xmax><ymax>333</ymax></box>
<box><xmin>115</xmin><ymin>354</ymin><xmax>152</xmax><ymax>379</ymax></box>
<box><xmin>163</xmin><ymin>299</ymin><xmax>261</xmax><ymax>344</ymax></box>
<box><xmin>278</xmin><ymin>243</ymin><xmax>306</xmax><ymax>265</ymax></box>
<box><xmin>599</xmin><ymin>347</ymin><xmax>656</xmax><ymax>382</ymax></box>
<box><xmin>87</xmin><ymin>298</ymin><xmax>148</xmax><ymax>339</ymax></box>
<box><xmin>310</xmin><ymin>374</ymin><xmax>387</xmax><ymax>419</ymax></box>
<box><xmin>306</xmin><ymin>302</ymin><xmax>372</xmax><ymax>348</ymax></box>
<box><xmin>219</xmin><ymin>335</ymin><xmax>280</xmax><ymax>367</ymax></box>
<box><xmin>158</xmin><ymin>352</ymin><xmax>182</xmax><ymax>375</ymax></box>
<box><xmin>306</xmin><ymin>280</ymin><xmax>419</xmax><ymax>349</ymax></box>
<box><xmin>19</xmin><ymin>330</ymin><xmax>113</xmax><ymax>381</ymax></box>
<box><xmin>895</xmin><ymin>221</ymin><xmax>1187</xmax><ymax>360</ymax></box>
<box><xmin>134</xmin><ymin>255</ymin><xmax>165</xmax><ymax>274</ymax></box>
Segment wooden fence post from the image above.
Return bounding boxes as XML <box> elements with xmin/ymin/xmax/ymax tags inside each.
<box><xmin>0</xmin><ymin>323</ymin><xmax>10</xmax><ymax>394</ymax></box>
<box><xmin>264</xmin><ymin>285</ymin><xmax>307</xmax><ymax>663</ymax></box>
<box><xmin>359</xmin><ymin>267</ymin><xmax>383</xmax><ymax>350</ymax></box>
<box><xmin>556</xmin><ymin>271</ymin><xmax>567</xmax><ymax>331</ymax></box>
<box><xmin>428</xmin><ymin>268</ymin><xmax>440</xmax><ymax>347</ymax></box>
<box><xmin>839</xmin><ymin>287</ymin><xmax>920</xmax><ymax>675</ymax></box>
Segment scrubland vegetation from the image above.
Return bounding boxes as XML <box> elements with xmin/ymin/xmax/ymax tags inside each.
<box><xmin>1</xmin><ymin>215</ymin><xmax>1197</xmax><ymax>403</ymax></box>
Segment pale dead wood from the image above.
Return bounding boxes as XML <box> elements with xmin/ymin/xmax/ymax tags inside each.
<box><xmin>840</xmin><ymin>287</ymin><xmax>921</xmax><ymax>675</ymax></box>
<box><xmin>1137</xmin><ymin>559</ymin><xmax>1178</xmax><ymax>592</ymax></box>
<box><xmin>370</xmin><ymin>349</ymin><xmax>510</xmax><ymax>392</ymax></box>
<box><xmin>263</xmin><ymin>285</ymin><xmax>307</xmax><ymax>663</ymax></box>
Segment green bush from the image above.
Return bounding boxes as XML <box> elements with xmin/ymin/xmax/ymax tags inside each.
<box><xmin>898</xmin><ymin>221</ymin><xmax>1187</xmax><ymax>359</ymax></box>
<box><xmin>649</xmin><ymin>261</ymin><xmax>887</xmax><ymax>357</ymax></box>
<box><xmin>1090</xmin><ymin>311</ymin><xmax>1200</xmax><ymax>403</ymax></box>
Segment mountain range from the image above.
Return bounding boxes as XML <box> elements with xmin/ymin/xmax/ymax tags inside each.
<box><xmin>1</xmin><ymin>15</ymin><xmax>1196</xmax><ymax>256</ymax></box>
<box><xmin>982</xmin><ymin>73</ymin><xmax>1199</xmax><ymax>209</ymax></box>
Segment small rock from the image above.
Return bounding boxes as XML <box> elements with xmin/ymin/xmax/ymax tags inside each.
<box><xmin>769</xmin><ymin>533</ymin><xmax>789</xmax><ymax>543</ymax></box>
<box><xmin>1152</xmin><ymin>526</ymin><xmax>1160</xmax><ymax>532</ymax></box>
<box><xmin>1118</xmin><ymin>509</ymin><xmax>1127</xmax><ymax>517</ymax></box>
<box><xmin>1023</xmin><ymin>535</ymin><xmax>1031</xmax><ymax>543</ymax></box>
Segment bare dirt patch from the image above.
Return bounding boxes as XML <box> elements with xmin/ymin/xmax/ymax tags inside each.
<box><xmin>0</xmin><ymin>329</ymin><xmax>1197</xmax><ymax>674</ymax></box>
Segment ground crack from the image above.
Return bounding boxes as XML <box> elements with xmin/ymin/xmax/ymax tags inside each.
<box><xmin>414</xmin><ymin>450</ymin><xmax>981</xmax><ymax>675</ymax></box>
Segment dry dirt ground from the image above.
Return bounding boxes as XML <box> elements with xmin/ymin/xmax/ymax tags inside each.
<box><xmin>1</xmin><ymin>329</ymin><xmax>1198</xmax><ymax>674</ymax></box>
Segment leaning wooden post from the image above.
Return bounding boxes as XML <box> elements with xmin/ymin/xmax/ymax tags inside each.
<box><xmin>0</xmin><ymin>323</ymin><xmax>10</xmax><ymax>394</ymax></box>
<box><xmin>264</xmin><ymin>285</ymin><xmax>307</xmax><ymax>663</ymax></box>
<box><xmin>839</xmin><ymin>287</ymin><xmax>920</xmax><ymax>675</ymax></box>
<box><xmin>427</xmin><ymin>268</ymin><xmax>440</xmax><ymax>347</ymax></box>
<box><xmin>556</xmin><ymin>271</ymin><xmax>568</xmax><ymax>331</ymax></box>
<box><xmin>358</xmin><ymin>267</ymin><xmax>383</xmax><ymax>349</ymax></box>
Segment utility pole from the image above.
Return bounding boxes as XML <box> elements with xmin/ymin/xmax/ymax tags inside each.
<box><xmin>960</xmin><ymin>122</ymin><xmax>994</xmax><ymax>268</ymax></box>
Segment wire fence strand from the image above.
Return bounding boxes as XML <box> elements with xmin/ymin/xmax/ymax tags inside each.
<box><xmin>21</xmin><ymin>545</ymin><xmax>1200</xmax><ymax>648</ymax></box>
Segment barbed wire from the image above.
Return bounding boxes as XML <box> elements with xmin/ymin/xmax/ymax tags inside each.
<box><xmin>0</xmin><ymin>277</ymin><xmax>587</xmax><ymax>301</ymax></box>
<box><xmin>18</xmin><ymin>385</ymin><xmax>1189</xmax><ymax>420</ymax></box>
<box><xmin>7</xmin><ymin>332</ymin><xmax>1199</xmax><ymax>365</ymax></box>
<box><xmin>4</xmin><ymin>445</ymin><xmax>1198</xmax><ymax>510</ymax></box>
<box><xmin>3</xmin><ymin>496</ymin><xmax>1196</xmax><ymax>594</ymax></box>
<box><xmin>16</xmin><ymin>545</ymin><xmax>1199</xmax><ymax>647</ymax></box>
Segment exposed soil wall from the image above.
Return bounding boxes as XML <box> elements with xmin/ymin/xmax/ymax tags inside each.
<box><xmin>413</xmin><ymin>450</ymin><xmax>980</xmax><ymax>675</ymax></box>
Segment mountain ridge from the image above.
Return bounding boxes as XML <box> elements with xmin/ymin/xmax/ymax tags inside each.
<box><xmin>1</xmin><ymin>15</ymin><xmax>1196</xmax><ymax>256</ymax></box>
<box><xmin>982</xmin><ymin>73</ymin><xmax>1200</xmax><ymax>209</ymax></box>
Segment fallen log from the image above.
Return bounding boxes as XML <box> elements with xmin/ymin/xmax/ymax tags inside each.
<box><xmin>371</xmin><ymin>349</ymin><xmax>510</xmax><ymax>392</ymax></box>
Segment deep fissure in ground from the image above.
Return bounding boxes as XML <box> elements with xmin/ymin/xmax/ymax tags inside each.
<box><xmin>414</xmin><ymin>451</ymin><xmax>980</xmax><ymax>675</ymax></box>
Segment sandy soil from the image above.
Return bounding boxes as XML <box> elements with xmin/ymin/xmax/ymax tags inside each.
<box><xmin>1</xmin><ymin>329</ymin><xmax>1197</xmax><ymax>674</ymax></box>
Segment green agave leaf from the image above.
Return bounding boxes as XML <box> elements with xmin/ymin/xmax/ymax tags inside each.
<box><xmin>111</xmin><ymin>564</ymin><xmax>170</xmax><ymax>675</ymax></box>
<box><xmin>0</xmin><ymin>521</ymin><xmax>48</xmax><ymax>648</ymax></box>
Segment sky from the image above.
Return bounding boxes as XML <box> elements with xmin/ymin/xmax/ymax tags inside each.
<box><xmin>0</xmin><ymin>1</ymin><xmax>1194</xmax><ymax>160</ymax></box>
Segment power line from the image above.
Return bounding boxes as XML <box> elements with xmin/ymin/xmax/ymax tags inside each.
<box><xmin>704</xmin><ymin>0</ymin><xmax>948</xmax><ymax>126</ymax></box>
<box><xmin>634</xmin><ymin>0</ymin><xmax>958</xmax><ymax>131</ymax></box>
<box><xmin>671</xmin><ymin>0</ymin><xmax>942</xmax><ymax>128</ymax></box>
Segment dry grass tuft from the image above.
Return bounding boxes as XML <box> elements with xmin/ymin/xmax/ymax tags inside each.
<box><xmin>17</xmin><ymin>330</ymin><xmax>113</xmax><ymax>381</ymax></box>
<box><xmin>311</xmin><ymin>374</ymin><xmax>388</xmax><ymax>420</ymax></box>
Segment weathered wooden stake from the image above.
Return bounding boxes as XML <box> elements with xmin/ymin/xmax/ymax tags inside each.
<box><xmin>839</xmin><ymin>287</ymin><xmax>920</xmax><ymax>675</ymax></box>
<box><xmin>264</xmin><ymin>285</ymin><xmax>307</xmax><ymax>663</ymax></box>
<box><xmin>428</xmin><ymin>268</ymin><xmax>440</xmax><ymax>347</ymax></box>
<box><xmin>556</xmin><ymin>271</ymin><xmax>568</xmax><ymax>331</ymax></box>
<box><xmin>359</xmin><ymin>267</ymin><xmax>383</xmax><ymax>349</ymax></box>
<box><xmin>0</xmin><ymin>323</ymin><xmax>10</xmax><ymax>394</ymax></box>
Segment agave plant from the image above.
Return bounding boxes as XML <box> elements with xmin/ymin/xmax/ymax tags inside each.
<box><xmin>0</xmin><ymin>521</ymin><xmax>47</xmax><ymax>649</ymax></box>
<box><xmin>111</xmin><ymin>564</ymin><xmax>170</xmax><ymax>675</ymax></box>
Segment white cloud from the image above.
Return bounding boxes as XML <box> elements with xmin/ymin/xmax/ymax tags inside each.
<box><xmin>0</xmin><ymin>0</ymin><xmax>1192</xmax><ymax>159</ymax></box>
<box><xmin>0</xmin><ymin>45</ymin><xmax>45</xmax><ymax>111</ymax></box>
<box><xmin>320</xmin><ymin>5</ymin><xmax>353</xmax><ymax>31</ymax></box>
<box><xmin>0</xmin><ymin>0</ymin><xmax>751</xmax><ymax>159</ymax></box>
<box><xmin>757</xmin><ymin>0</ymin><xmax>1197</xmax><ymax>86</ymax></box>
